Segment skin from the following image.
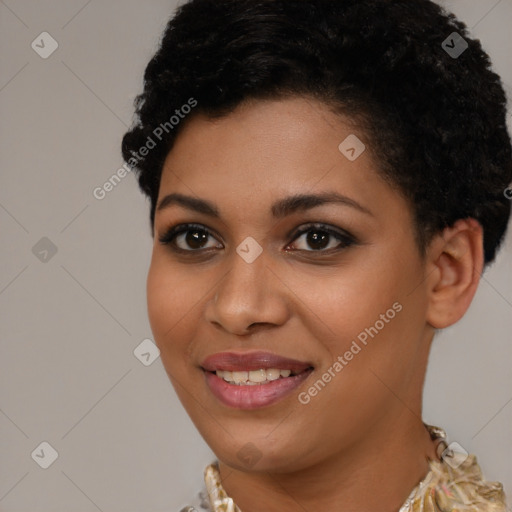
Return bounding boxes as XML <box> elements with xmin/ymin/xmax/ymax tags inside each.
<box><xmin>147</xmin><ymin>96</ymin><xmax>484</xmax><ymax>511</ymax></box>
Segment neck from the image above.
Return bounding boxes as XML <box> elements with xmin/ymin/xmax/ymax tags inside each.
<box><xmin>217</xmin><ymin>417</ymin><xmax>438</xmax><ymax>512</ymax></box>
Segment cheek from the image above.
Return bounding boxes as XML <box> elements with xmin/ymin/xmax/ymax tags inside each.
<box><xmin>146</xmin><ymin>257</ymin><xmax>198</xmax><ymax>355</ymax></box>
<box><xmin>308</xmin><ymin>265</ymin><xmax>425</xmax><ymax>400</ymax></box>
<box><xmin>146</xmin><ymin>258</ymin><xmax>207</xmax><ymax>406</ymax></box>
<box><xmin>289</xmin><ymin>249</ymin><xmax>425</xmax><ymax>395</ymax></box>
<box><xmin>292</xmin><ymin>260</ymin><xmax>407</xmax><ymax>347</ymax></box>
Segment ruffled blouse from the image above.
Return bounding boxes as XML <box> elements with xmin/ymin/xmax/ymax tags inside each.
<box><xmin>181</xmin><ymin>425</ymin><xmax>508</xmax><ymax>512</ymax></box>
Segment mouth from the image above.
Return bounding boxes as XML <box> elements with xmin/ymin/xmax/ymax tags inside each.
<box><xmin>205</xmin><ymin>367</ymin><xmax>314</xmax><ymax>386</ymax></box>
<box><xmin>200</xmin><ymin>351</ymin><xmax>315</xmax><ymax>409</ymax></box>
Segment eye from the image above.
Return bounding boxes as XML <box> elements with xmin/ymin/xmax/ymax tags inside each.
<box><xmin>287</xmin><ymin>223</ymin><xmax>355</xmax><ymax>252</ymax></box>
<box><xmin>158</xmin><ymin>222</ymin><xmax>356</xmax><ymax>254</ymax></box>
<box><xmin>158</xmin><ymin>223</ymin><xmax>222</xmax><ymax>252</ymax></box>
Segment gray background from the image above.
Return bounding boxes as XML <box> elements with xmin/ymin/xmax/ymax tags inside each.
<box><xmin>0</xmin><ymin>1</ymin><xmax>511</xmax><ymax>511</ymax></box>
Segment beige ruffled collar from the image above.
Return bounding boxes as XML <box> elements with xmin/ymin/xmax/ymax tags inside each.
<box><xmin>193</xmin><ymin>425</ymin><xmax>507</xmax><ymax>512</ymax></box>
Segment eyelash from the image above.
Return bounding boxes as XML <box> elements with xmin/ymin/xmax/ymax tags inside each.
<box><xmin>158</xmin><ymin>222</ymin><xmax>356</xmax><ymax>255</ymax></box>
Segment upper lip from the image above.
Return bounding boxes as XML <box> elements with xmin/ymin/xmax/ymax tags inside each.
<box><xmin>201</xmin><ymin>351</ymin><xmax>313</xmax><ymax>372</ymax></box>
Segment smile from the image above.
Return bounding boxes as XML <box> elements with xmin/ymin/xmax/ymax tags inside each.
<box><xmin>214</xmin><ymin>368</ymin><xmax>303</xmax><ymax>385</ymax></box>
<box><xmin>204</xmin><ymin>367</ymin><xmax>314</xmax><ymax>409</ymax></box>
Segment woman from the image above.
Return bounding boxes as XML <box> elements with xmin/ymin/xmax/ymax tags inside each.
<box><xmin>121</xmin><ymin>0</ymin><xmax>511</xmax><ymax>510</ymax></box>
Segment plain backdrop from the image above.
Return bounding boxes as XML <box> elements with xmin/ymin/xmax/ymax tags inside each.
<box><xmin>1</xmin><ymin>1</ymin><xmax>511</xmax><ymax>511</ymax></box>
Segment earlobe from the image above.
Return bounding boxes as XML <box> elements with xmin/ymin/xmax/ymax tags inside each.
<box><xmin>425</xmin><ymin>219</ymin><xmax>484</xmax><ymax>329</ymax></box>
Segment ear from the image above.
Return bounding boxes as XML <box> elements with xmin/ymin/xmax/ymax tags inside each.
<box><xmin>425</xmin><ymin>218</ymin><xmax>484</xmax><ymax>329</ymax></box>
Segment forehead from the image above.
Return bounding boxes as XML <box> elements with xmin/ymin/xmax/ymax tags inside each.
<box><xmin>157</xmin><ymin>97</ymin><xmax>400</xmax><ymax>222</ymax></box>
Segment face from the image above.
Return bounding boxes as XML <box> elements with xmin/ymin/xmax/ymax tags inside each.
<box><xmin>147</xmin><ymin>96</ymin><xmax>433</xmax><ymax>473</ymax></box>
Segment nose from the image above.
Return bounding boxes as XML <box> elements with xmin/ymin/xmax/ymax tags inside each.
<box><xmin>204</xmin><ymin>249</ymin><xmax>290</xmax><ymax>336</ymax></box>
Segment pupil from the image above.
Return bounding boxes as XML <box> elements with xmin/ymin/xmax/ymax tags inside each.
<box><xmin>307</xmin><ymin>231</ymin><xmax>329</xmax><ymax>250</ymax></box>
<box><xmin>184</xmin><ymin>229</ymin><xmax>330</xmax><ymax>250</ymax></box>
<box><xmin>187</xmin><ymin>229</ymin><xmax>207</xmax><ymax>249</ymax></box>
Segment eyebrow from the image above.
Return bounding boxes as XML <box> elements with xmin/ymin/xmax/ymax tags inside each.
<box><xmin>156</xmin><ymin>191</ymin><xmax>373</xmax><ymax>218</ymax></box>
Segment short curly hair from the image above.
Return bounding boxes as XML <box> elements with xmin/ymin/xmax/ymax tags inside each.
<box><xmin>121</xmin><ymin>0</ymin><xmax>512</xmax><ymax>265</ymax></box>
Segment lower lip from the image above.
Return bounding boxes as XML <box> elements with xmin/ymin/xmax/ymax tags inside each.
<box><xmin>204</xmin><ymin>369</ymin><xmax>313</xmax><ymax>409</ymax></box>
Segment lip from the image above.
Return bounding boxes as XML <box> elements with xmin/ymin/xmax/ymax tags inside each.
<box><xmin>200</xmin><ymin>351</ymin><xmax>313</xmax><ymax>372</ymax></box>
<box><xmin>204</xmin><ymin>367</ymin><xmax>314</xmax><ymax>409</ymax></box>
<box><xmin>201</xmin><ymin>351</ymin><xmax>314</xmax><ymax>409</ymax></box>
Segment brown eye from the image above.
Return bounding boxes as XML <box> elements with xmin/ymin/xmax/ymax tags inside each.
<box><xmin>158</xmin><ymin>223</ymin><xmax>222</xmax><ymax>251</ymax></box>
<box><xmin>158</xmin><ymin>222</ymin><xmax>355</xmax><ymax>256</ymax></box>
<box><xmin>288</xmin><ymin>223</ymin><xmax>355</xmax><ymax>252</ymax></box>
<box><xmin>181</xmin><ymin>228</ymin><xmax>210</xmax><ymax>250</ymax></box>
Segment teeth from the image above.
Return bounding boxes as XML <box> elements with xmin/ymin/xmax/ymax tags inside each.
<box><xmin>232</xmin><ymin>371</ymin><xmax>248</xmax><ymax>384</ymax></box>
<box><xmin>215</xmin><ymin>368</ymin><xmax>299</xmax><ymax>385</ymax></box>
<box><xmin>266</xmin><ymin>368</ymin><xmax>281</xmax><ymax>381</ymax></box>
<box><xmin>249</xmin><ymin>369</ymin><xmax>267</xmax><ymax>382</ymax></box>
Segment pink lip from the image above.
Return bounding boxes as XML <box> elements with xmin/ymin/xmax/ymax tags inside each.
<box><xmin>201</xmin><ymin>351</ymin><xmax>314</xmax><ymax>409</ymax></box>
<box><xmin>204</xmin><ymin>368</ymin><xmax>314</xmax><ymax>409</ymax></box>
<box><xmin>200</xmin><ymin>350</ymin><xmax>313</xmax><ymax>372</ymax></box>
